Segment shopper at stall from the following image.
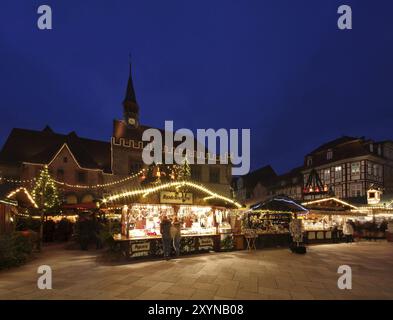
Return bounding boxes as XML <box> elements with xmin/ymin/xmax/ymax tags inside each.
<box><xmin>160</xmin><ymin>215</ymin><xmax>172</xmax><ymax>260</ymax></box>
<box><xmin>171</xmin><ymin>216</ymin><xmax>182</xmax><ymax>257</ymax></box>
<box><xmin>343</xmin><ymin>219</ymin><xmax>354</xmax><ymax>243</ymax></box>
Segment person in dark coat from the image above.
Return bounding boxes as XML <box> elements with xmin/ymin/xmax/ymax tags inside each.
<box><xmin>160</xmin><ymin>215</ymin><xmax>172</xmax><ymax>260</ymax></box>
<box><xmin>171</xmin><ymin>216</ymin><xmax>182</xmax><ymax>257</ymax></box>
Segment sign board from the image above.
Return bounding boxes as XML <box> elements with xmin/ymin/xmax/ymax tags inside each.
<box><xmin>198</xmin><ymin>237</ymin><xmax>214</xmax><ymax>250</ymax></box>
<box><xmin>130</xmin><ymin>241</ymin><xmax>151</xmax><ymax>257</ymax></box>
<box><xmin>160</xmin><ymin>191</ymin><xmax>193</xmax><ymax>204</ymax></box>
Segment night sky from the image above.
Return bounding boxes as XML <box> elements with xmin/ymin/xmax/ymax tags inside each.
<box><xmin>1</xmin><ymin>0</ymin><xmax>393</xmax><ymax>175</ymax></box>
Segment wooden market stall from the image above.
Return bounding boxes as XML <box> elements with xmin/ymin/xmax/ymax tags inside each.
<box><xmin>100</xmin><ymin>180</ymin><xmax>244</xmax><ymax>259</ymax></box>
<box><xmin>301</xmin><ymin>197</ymin><xmax>366</xmax><ymax>243</ymax></box>
<box><xmin>244</xmin><ymin>195</ymin><xmax>309</xmax><ymax>249</ymax></box>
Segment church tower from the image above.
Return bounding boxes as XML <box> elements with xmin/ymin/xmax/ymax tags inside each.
<box><xmin>123</xmin><ymin>63</ymin><xmax>140</xmax><ymax>128</ymax></box>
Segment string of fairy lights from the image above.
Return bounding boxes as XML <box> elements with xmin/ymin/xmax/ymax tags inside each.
<box><xmin>0</xmin><ymin>169</ymin><xmax>145</xmax><ymax>190</ymax></box>
<box><xmin>102</xmin><ymin>180</ymin><xmax>243</xmax><ymax>208</ymax></box>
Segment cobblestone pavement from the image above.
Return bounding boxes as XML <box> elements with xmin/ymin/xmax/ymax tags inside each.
<box><xmin>0</xmin><ymin>241</ymin><xmax>392</xmax><ymax>300</ymax></box>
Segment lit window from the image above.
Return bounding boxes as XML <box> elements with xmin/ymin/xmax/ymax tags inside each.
<box><xmin>351</xmin><ymin>162</ymin><xmax>360</xmax><ymax>175</ymax></box>
<box><xmin>334</xmin><ymin>166</ymin><xmax>342</xmax><ymax>180</ymax></box>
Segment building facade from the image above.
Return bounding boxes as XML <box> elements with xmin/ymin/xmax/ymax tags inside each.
<box><xmin>302</xmin><ymin>136</ymin><xmax>393</xmax><ymax>203</ymax></box>
<box><xmin>0</xmin><ymin>64</ymin><xmax>232</xmax><ymax>206</ymax></box>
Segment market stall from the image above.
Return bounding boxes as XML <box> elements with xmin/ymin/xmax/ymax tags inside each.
<box><xmin>243</xmin><ymin>196</ymin><xmax>308</xmax><ymax>249</ymax></box>
<box><xmin>101</xmin><ymin>180</ymin><xmax>243</xmax><ymax>259</ymax></box>
<box><xmin>301</xmin><ymin>197</ymin><xmax>366</xmax><ymax>243</ymax></box>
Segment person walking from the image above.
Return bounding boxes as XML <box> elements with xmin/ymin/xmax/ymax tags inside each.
<box><xmin>343</xmin><ymin>219</ymin><xmax>354</xmax><ymax>243</ymax></box>
<box><xmin>171</xmin><ymin>216</ymin><xmax>182</xmax><ymax>257</ymax></box>
<box><xmin>160</xmin><ymin>215</ymin><xmax>172</xmax><ymax>260</ymax></box>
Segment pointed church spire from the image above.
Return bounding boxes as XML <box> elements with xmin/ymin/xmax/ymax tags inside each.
<box><xmin>123</xmin><ymin>57</ymin><xmax>137</xmax><ymax>104</ymax></box>
<box><xmin>123</xmin><ymin>55</ymin><xmax>140</xmax><ymax>128</ymax></box>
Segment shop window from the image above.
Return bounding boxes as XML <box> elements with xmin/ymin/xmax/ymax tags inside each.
<box><xmin>81</xmin><ymin>194</ymin><xmax>94</xmax><ymax>203</ymax></box>
<box><xmin>209</xmin><ymin>167</ymin><xmax>220</xmax><ymax>184</ymax></box>
<box><xmin>66</xmin><ymin>194</ymin><xmax>78</xmax><ymax>204</ymax></box>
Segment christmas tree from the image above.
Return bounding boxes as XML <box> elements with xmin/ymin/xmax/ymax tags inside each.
<box><xmin>178</xmin><ymin>158</ymin><xmax>191</xmax><ymax>180</ymax></box>
<box><xmin>32</xmin><ymin>165</ymin><xmax>61</xmax><ymax>213</ymax></box>
<box><xmin>31</xmin><ymin>165</ymin><xmax>61</xmax><ymax>249</ymax></box>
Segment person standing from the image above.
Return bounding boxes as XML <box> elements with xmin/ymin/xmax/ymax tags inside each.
<box><xmin>343</xmin><ymin>219</ymin><xmax>354</xmax><ymax>243</ymax></box>
<box><xmin>171</xmin><ymin>216</ymin><xmax>182</xmax><ymax>257</ymax></box>
<box><xmin>160</xmin><ymin>215</ymin><xmax>172</xmax><ymax>260</ymax></box>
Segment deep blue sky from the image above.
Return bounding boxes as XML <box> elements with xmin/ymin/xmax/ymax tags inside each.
<box><xmin>1</xmin><ymin>0</ymin><xmax>393</xmax><ymax>174</ymax></box>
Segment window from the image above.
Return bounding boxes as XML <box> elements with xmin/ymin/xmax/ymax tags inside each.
<box><xmin>351</xmin><ymin>162</ymin><xmax>360</xmax><ymax>179</ymax></box>
<box><xmin>306</xmin><ymin>156</ymin><xmax>312</xmax><ymax>167</ymax></box>
<box><xmin>334</xmin><ymin>185</ymin><xmax>343</xmax><ymax>198</ymax></box>
<box><xmin>209</xmin><ymin>167</ymin><xmax>220</xmax><ymax>184</ymax></box>
<box><xmin>349</xmin><ymin>183</ymin><xmax>362</xmax><ymax>197</ymax></box>
<box><xmin>56</xmin><ymin>169</ymin><xmax>64</xmax><ymax>181</ymax></box>
<box><xmin>63</xmin><ymin>157</ymin><xmax>68</xmax><ymax>163</ymax></box>
<box><xmin>323</xmin><ymin>169</ymin><xmax>330</xmax><ymax>183</ymax></box>
<box><xmin>191</xmin><ymin>165</ymin><xmax>202</xmax><ymax>181</ymax></box>
<box><xmin>327</xmin><ymin>149</ymin><xmax>333</xmax><ymax>160</ymax></box>
<box><xmin>370</xmin><ymin>144</ymin><xmax>374</xmax><ymax>153</ymax></box>
<box><xmin>373</xmin><ymin>164</ymin><xmax>382</xmax><ymax>178</ymax></box>
<box><xmin>369</xmin><ymin>192</ymin><xmax>375</xmax><ymax>199</ymax></box>
<box><xmin>77</xmin><ymin>171</ymin><xmax>87</xmax><ymax>184</ymax></box>
<box><xmin>334</xmin><ymin>166</ymin><xmax>342</xmax><ymax>181</ymax></box>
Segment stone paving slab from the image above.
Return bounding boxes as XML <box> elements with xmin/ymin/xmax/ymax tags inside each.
<box><xmin>0</xmin><ymin>241</ymin><xmax>392</xmax><ymax>300</ymax></box>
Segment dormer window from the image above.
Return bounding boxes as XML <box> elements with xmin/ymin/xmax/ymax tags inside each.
<box><xmin>327</xmin><ymin>149</ymin><xmax>333</xmax><ymax>160</ymax></box>
<box><xmin>378</xmin><ymin>145</ymin><xmax>382</xmax><ymax>156</ymax></box>
<box><xmin>307</xmin><ymin>156</ymin><xmax>313</xmax><ymax>167</ymax></box>
<box><xmin>370</xmin><ymin>143</ymin><xmax>374</xmax><ymax>152</ymax></box>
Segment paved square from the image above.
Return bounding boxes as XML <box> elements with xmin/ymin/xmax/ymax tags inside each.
<box><xmin>0</xmin><ymin>241</ymin><xmax>392</xmax><ymax>300</ymax></box>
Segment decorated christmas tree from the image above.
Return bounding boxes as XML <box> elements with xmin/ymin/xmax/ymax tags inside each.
<box><xmin>31</xmin><ymin>165</ymin><xmax>61</xmax><ymax>249</ymax></box>
<box><xmin>178</xmin><ymin>158</ymin><xmax>191</xmax><ymax>180</ymax></box>
<box><xmin>32</xmin><ymin>165</ymin><xmax>61</xmax><ymax>213</ymax></box>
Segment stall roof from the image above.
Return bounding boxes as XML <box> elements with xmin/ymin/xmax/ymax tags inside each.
<box><xmin>302</xmin><ymin>197</ymin><xmax>358</xmax><ymax>211</ymax></box>
<box><xmin>250</xmin><ymin>195</ymin><xmax>308</xmax><ymax>213</ymax></box>
<box><xmin>0</xmin><ymin>185</ymin><xmax>38</xmax><ymax>208</ymax></box>
<box><xmin>101</xmin><ymin>180</ymin><xmax>243</xmax><ymax>208</ymax></box>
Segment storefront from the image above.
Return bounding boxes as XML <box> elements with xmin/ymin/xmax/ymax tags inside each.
<box><xmin>100</xmin><ymin>181</ymin><xmax>244</xmax><ymax>259</ymax></box>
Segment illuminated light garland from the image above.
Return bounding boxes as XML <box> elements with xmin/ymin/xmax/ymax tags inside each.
<box><xmin>301</xmin><ymin>197</ymin><xmax>358</xmax><ymax>210</ymax></box>
<box><xmin>6</xmin><ymin>187</ymin><xmax>38</xmax><ymax>208</ymax></box>
<box><xmin>102</xmin><ymin>180</ymin><xmax>243</xmax><ymax>208</ymax></box>
<box><xmin>0</xmin><ymin>177</ymin><xmax>36</xmax><ymax>184</ymax></box>
<box><xmin>53</xmin><ymin>169</ymin><xmax>144</xmax><ymax>189</ymax></box>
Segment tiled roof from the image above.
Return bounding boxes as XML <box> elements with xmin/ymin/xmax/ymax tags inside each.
<box><xmin>0</xmin><ymin>127</ymin><xmax>111</xmax><ymax>173</ymax></box>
